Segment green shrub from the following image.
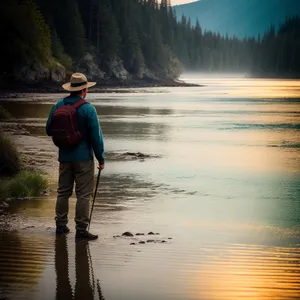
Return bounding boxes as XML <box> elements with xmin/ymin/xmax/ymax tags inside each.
<box><xmin>0</xmin><ymin>131</ymin><xmax>21</xmax><ymax>177</ymax></box>
<box><xmin>58</xmin><ymin>53</ymin><xmax>73</xmax><ymax>70</ymax></box>
<box><xmin>0</xmin><ymin>106</ymin><xmax>11</xmax><ymax>121</ymax></box>
<box><xmin>6</xmin><ymin>180</ymin><xmax>31</xmax><ymax>199</ymax></box>
<box><xmin>5</xmin><ymin>171</ymin><xmax>47</xmax><ymax>199</ymax></box>
<box><xmin>52</xmin><ymin>30</ymin><xmax>73</xmax><ymax>70</ymax></box>
<box><xmin>0</xmin><ymin>180</ymin><xmax>9</xmax><ymax>199</ymax></box>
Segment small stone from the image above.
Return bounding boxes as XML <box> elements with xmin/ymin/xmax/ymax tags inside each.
<box><xmin>139</xmin><ymin>241</ymin><xmax>146</xmax><ymax>244</ymax></box>
<box><xmin>0</xmin><ymin>202</ymin><xmax>9</xmax><ymax>208</ymax></box>
<box><xmin>113</xmin><ymin>235</ymin><xmax>121</xmax><ymax>238</ymax></box>
<box><xmin>160</xmin><ymin>240</ymin><xmax>167</xmax><ymax>243</ymax></box>
<box><xmin>130</xmin><ymin>243</ymin><xmax>136</xmax><ymax>245</ymax></box>
<box><xmin>136</xmin><ymin>233</ymin><xmax>145</xmax><ymax>236</ymax></box>
<box><xmin>148</xmin><ymin>232</ymin><xmax>160</xmax><ymax>235</ymax></box>
<box><xmin>24</xmin><ymin>225</ymin><xmax>35</xmax><ymax>229</ymax></box>
<box><xmin>41</xmin><ymin>190</ymin><xmax>50</xmax><ymax>196</ymax></box>
<box><xmin>122</xmin><ymin>231</ymin><xmax>134</xmax><ymax>237</ymax></box>
<box><xmin>168</xmin><ymin>237</ymin><xmax>173</xmax><ymax>240</ymax></box>
<box><xmin>147</xmin><ymin>240</ymin><xmax>155</xmax><ymax>243</ymax></box>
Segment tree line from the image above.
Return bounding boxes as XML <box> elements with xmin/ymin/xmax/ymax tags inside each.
<box><xmin>1</xmin><ymin>0</ymin><xmax>300</xmax><ymax>83</ymax></box>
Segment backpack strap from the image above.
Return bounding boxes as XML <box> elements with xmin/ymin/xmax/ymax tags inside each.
<box><xmin>72</xmin><ymin>99</ymin><xmax>88</xmax><ymax>110</ymax></box>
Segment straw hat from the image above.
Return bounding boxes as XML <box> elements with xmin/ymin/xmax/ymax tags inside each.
<box><xmin>62</xmin><ymin>73</ymin><xmax>96</xmax><ymax>92</ymax></box>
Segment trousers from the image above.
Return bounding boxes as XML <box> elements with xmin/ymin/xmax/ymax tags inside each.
<box><xmin>55</xmin><ymin>160</ymin><xmax>94</xmax><ymax>231</ymax></box>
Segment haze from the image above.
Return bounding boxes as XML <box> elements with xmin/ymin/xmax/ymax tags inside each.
<box><xmin>166</xmin><ymin>0</ymin><xmax>197</xmax><ymax>5</ymax></box>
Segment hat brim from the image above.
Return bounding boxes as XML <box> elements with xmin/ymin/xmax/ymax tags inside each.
<box><xmin>62</xmin><ymin>82</ymin><xmax>97</xmax><ymax>92</ymax></box>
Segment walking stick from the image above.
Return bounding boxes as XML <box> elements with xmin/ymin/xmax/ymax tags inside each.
<box><xmin>88</xmin><ymin>169</ymin><xmax>101</xmax><ymax>232</ymax></box>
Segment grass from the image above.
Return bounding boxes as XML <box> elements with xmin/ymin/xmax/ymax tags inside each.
<box><xmin>0</xmin><ymin>171</ymin><xmax>47</xmax><ymax>199</ymax></box>
<box><xmin>0</xmin><ymin>131</ymin><xmax>21</xmax><ymax>177</ymax></box>
<box><xmin>0</xmin><ymin>106</ymin><xmax>11</xmax><ymax>121</ymax></box>
<box><xmin>0</xmin><ymin>131</ymin><xmax>48</xmax><ymax>200</ymax></box>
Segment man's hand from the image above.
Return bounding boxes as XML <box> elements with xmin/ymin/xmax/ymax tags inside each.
<box><xmin>98</xmin><ymin>164</ymin><xmax>105</xmax><ymax>170</ymax></box>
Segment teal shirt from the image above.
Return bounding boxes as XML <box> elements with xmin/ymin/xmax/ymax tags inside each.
<box><xmin>46</xmin><ymin>96</ymin><xmax>105</xmax><ymax>164</ymax></box>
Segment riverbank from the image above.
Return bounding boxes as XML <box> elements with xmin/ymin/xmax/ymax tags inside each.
<box><xmin>0</xmin><ymin>107</ymin><xmax>52</xmax><ymax>205</ymax></box>
<box><xmin>0</xmin><ymin>77</ymin><xmax>200</xmax><ymax>94</ymax></box>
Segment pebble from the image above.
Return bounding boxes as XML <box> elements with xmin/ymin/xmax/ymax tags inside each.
<box><xmin>24</xmin><ymin>225</ymin><xmax>35</xmax><ymax>229</ymax></box>
<box><xmin>148</xmin><ymin>232</ymin><xmax>160</xmax><ymax>235</ymax></box>
<box><xmin>136</xmin><ymin>233</ymin><xmax>145</xmax><ymax>236</ymax></box>
<box><xmin>139</xmin><ymin>241</ymin><xmax>146</xmax><ymax>244</ymax></box>
<box><xmin>147</xmin><ymin>240</ymin><xmax>155</xmax><ymax>243</ymax></box>
<box><xmin>18</xmin><ymin>197</ymin><xmax>30</xmax><ymax>201</ymax></box>
<box><xmin>122</xmin><ymin>231</ymin><xmax>134</xmax><ymax>237</ymax></box>
<box><xmin>41</xmin><ymin>188</ymin><xmax>52</xmax><ymax>196</ymax></box>
<box><xmin>0</xmin><ymin>202</ymin><xmax>9</xmax><ymax>208</ymax></box>
<box><xmin>130</xmin><ymin>243</ymin><xmax>136</xmax><ymax>246</ymax></box>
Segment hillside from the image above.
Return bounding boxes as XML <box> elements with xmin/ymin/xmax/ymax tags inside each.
<box><xmin>174</xmin><ymin>0</ymin><xmax>300</xmax><ymax>37</ymax></box>
<box><xmin>1</xmin><ymin>0</ymin><xmax>300</xmax><ymax>87</ymax></box>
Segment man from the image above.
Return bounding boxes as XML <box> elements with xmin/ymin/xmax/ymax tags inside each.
<box><xmin>46</xmin><ymin>73</ymin><xmax>105</xmax><ymax>240</ymax></box>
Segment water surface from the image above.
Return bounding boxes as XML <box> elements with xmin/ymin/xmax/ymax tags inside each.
<box><xmin>1</xmin><ymin>76</ymin><xmax>300</xmax><ymax>300</ymax></box>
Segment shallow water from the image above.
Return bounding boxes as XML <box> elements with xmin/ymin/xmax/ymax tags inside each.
<box><xmin>1</xmin><ymin>75</ymin><xmax>300</xmax><ymax>300</ymax></box>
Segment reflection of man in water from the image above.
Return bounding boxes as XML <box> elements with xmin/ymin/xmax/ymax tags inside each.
<box><xmin>55</xmin><ymin>236</ymin><xmax>104</xmax><ymax>300</ymax></box>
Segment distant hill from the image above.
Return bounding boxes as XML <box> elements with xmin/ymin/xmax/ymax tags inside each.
<box><xmin>174</xmin><ymin>0</ymin><xmax>300</xmax><ymax>38</ymax></box>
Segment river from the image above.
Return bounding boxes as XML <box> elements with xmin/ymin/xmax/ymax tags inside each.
<box><xmin>0</xmin><ymin>75</ymin><xmax>300</xmax><ymax>300</ymax></box>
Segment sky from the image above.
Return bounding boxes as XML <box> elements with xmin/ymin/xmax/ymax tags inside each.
<box><xmin>157</xmin><ymin>0</ymin><xmax>197</xmax><ymax>5</ymax></box>
<box><xmin>171</xmin><ymin>0</ymin><xmax>197</xmax><ymax>4</ymax></box>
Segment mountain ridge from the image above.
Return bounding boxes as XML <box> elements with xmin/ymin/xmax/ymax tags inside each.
<box><xmin>174</xmin><ymin>0</ymin><xmax>300</xmax><ymax>37</ymax></box>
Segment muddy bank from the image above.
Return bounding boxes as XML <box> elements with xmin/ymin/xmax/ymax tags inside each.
<box><xmin>14</xmin><ymin>135</ymin><xmax>59</xmax><ymax>175</ymax></box>
<box><xmin>0</xmin><ymin>121</ymin><xmax>162</xmax><ymax>176</ymax></box>
<box><xmin>0</xmin><ymin>122</ymin><xmax>58</xmax><ymax>176</ymax></box>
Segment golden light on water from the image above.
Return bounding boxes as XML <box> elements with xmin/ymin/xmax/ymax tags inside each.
<box><xmin>179</xmin><ymin>77</ymin><xmax>300</xmax><ymax>99</ymax></box>
<box><xmin>184</xmin><ymin>244</ymin><xmax>300</xmax><ymax>300</ymax></box>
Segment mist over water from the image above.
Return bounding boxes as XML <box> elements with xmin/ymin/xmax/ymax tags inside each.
<box><xmin>0</xmin><ymin>75</ymin><xmax>300</xmax><ymax>300</ymax></box>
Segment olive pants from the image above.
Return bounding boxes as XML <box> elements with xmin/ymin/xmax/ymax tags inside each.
<box><xmin>55</xmin><ymin>160</ymin><xmax>94</xmax><ymax>231</ymax></box>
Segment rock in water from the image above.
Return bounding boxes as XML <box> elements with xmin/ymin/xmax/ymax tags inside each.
<box><xmin>24</xmin><ymin>225</ymin><xmax>35</xmax><ymax>230</ymax></box>
<box><xmin>122</xmin><ymin>231</ymin><xmax>134</xmax><ymax>237</ymax></box>
<box><xmin>139</xmin><ymin>241</ymin><xmax>146</xmax><ymax>244</ymax></box>
<box><xmin>148</xmin><ymin>232</ymin><xmax>160</xmax><ymax>235</ymax></box>
<box><xmin>147</xmin><ymin>240</ymin><xmax>155</xmax><ymax>243</ymax></box>
<box><xmin>136</xmin><ymin>233</ymin><xmax>145</xmax><ymax>236</ymax></box>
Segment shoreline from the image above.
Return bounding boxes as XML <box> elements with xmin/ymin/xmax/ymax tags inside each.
<box><xmin>0</xmin><ymin>77</ymin><xmax>201</xmax><ymax>94</ymax></box>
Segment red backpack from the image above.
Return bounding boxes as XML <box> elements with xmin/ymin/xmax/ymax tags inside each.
<box><xmin>51</xmin><ymin>99</ymin><xmax>87</xmax><ymax>148</ymax></box>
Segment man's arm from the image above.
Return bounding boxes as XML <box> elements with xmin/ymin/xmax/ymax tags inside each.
<box><xmin>88</xmin><ymin>105</ymin><xmax>105</xmax><ymax>164</ymax></box>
